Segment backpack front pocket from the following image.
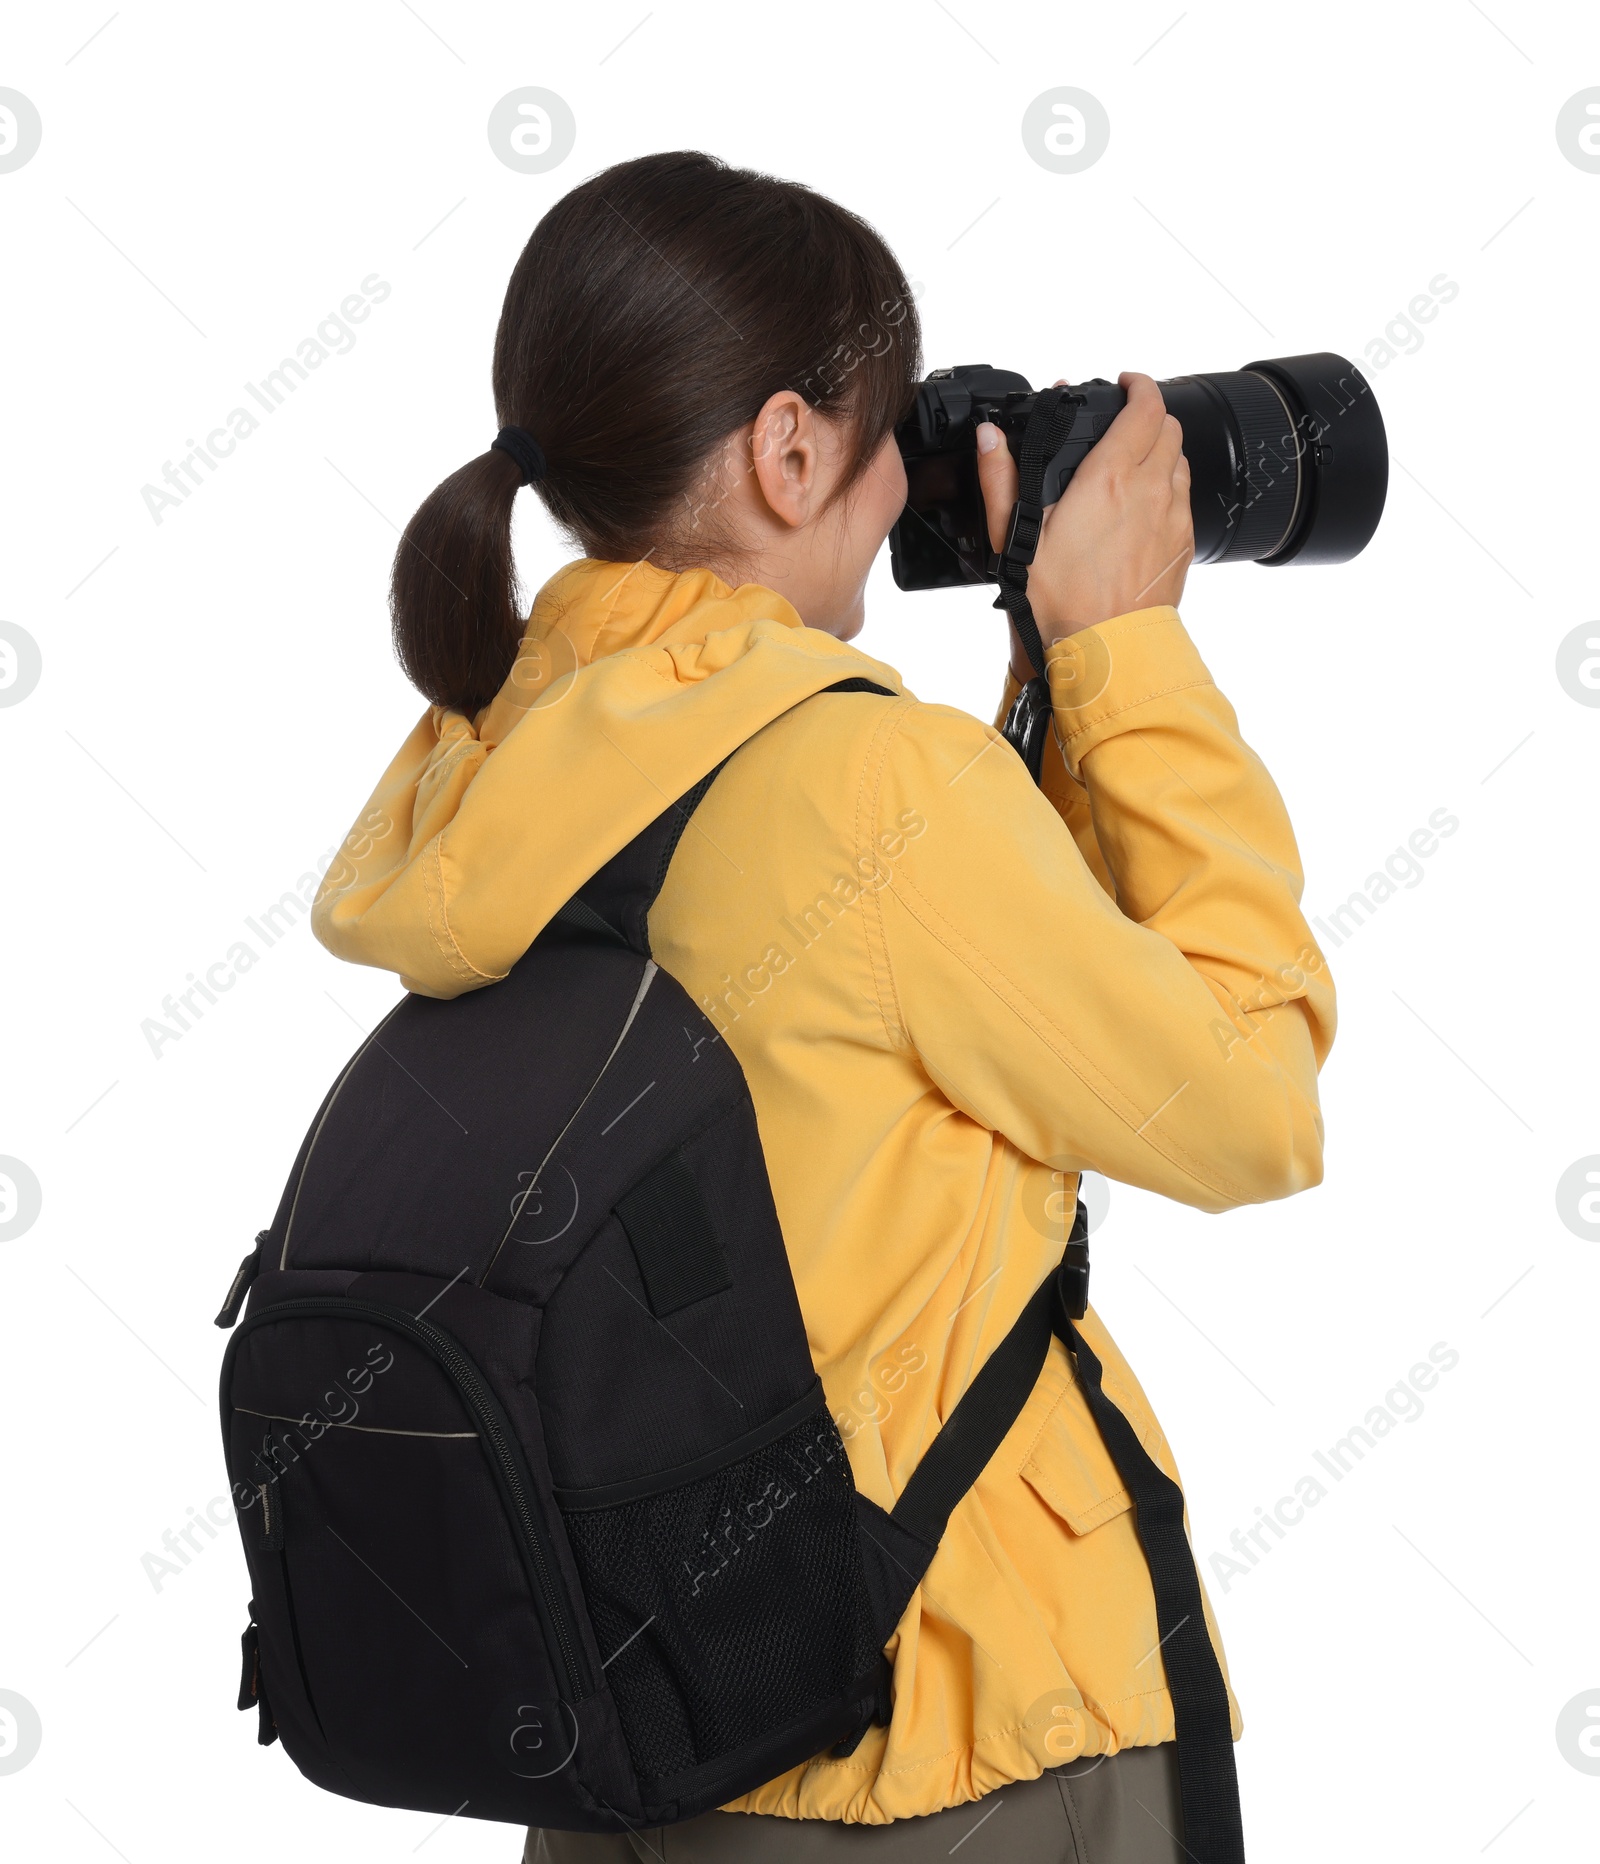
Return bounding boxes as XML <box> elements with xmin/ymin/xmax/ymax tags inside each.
<box><xmin>223</xmin><ymin>1298</ymin><xmax>600</xmax><ymax>1824</ymax></box>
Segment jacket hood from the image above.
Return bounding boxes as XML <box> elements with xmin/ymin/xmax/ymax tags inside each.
<box><xmin>312</xmin><ymin>558</ymin><xmax>905</xmax><ymax>997</ymax></box>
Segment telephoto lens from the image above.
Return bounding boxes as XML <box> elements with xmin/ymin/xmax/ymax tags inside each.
<box><xmin>888</xmin><ymin>352</ymin><xmax>1388</xmax><ymax>593</ymax></box>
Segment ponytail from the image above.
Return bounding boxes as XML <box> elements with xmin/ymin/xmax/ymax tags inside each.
<box><xmin>390</xmin><ymin>447</ymin><xmax>524</xmax><ymax>715</ymax></box>
<box><xmin>389</xmin><ymin>150</ymin><xmax>921</xmax><ymax>718</ymax></box>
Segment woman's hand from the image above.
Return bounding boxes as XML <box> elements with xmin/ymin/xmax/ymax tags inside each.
<box><xmin>977</xmin><ymin>372</ymin><xmax>1194</xmax><ymax>668</ymax></box>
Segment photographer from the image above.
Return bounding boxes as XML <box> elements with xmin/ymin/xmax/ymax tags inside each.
<box><xmin>314</xmin><ymin>150</ymin><xmax>1334</xmax><ymax>1861</ymax></box>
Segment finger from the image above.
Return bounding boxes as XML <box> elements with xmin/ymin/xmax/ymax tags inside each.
<box><xmin>1125</xmin><ymin>375</ymin><xmax>1177</xmax><ymax>466</ymax></box>
<box><xmin>1148</xmin><ymin>412</ymin><xmax>1184</xmax><ymax>478</ymax></box>
<box><xmin>976</xmin><ymin>422</ymin><xmax>1019</xmax><ymax>554</ymax></box>
<box><xmin>1094</xmin><ymin>372</ymin><xmax>1167</xmax><ymax>466</ymax></box>
<box><xmin>1171</xmin><ymin>456</ymin><xmax>1194</xmax><ymax>552</ymax></box>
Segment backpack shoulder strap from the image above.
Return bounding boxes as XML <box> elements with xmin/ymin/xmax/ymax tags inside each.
<box><xmin>867</xmin><ymin>1192</ymin><xmax>1246</xmax><ymax>1864</ymax></box>
<box><xmin>885</xmin><ymin>1198</ymin><xmax>1091</xmax><ymax>1550</ymax></box>
<box><xmin>556</xmin><ymin>676</ymin><xmax>896</xmax><ymax>955</ymax></box>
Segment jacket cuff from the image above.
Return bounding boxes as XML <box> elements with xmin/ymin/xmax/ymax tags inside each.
<box><xmin>1044</xmin><ymin>606</ymin><xmax>1212</xmax><ymax>778</ymax></box>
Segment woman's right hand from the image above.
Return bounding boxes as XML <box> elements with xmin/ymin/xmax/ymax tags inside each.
<box><xmin>976</xmin><ymin>372</ymin><xmax>1194</xmax><ymax>652</ymax></box>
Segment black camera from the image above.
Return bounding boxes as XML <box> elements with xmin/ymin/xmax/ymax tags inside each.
<box><xmin>889</xmin><ymin>352</ymin><xmax>1388</xmax><ymax>592</ymax></box>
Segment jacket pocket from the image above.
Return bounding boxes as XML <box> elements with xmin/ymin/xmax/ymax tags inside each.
<box><xmin>1018</xmin><ymin>1357</ymin><xmax>1167</xmax><ymax>1535</ymax></box>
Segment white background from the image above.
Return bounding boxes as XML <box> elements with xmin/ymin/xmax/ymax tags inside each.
<box><xmin>2</xmin><ymin>2</ymin><xmax>1597</xmax><ymax>1858</ymax></box>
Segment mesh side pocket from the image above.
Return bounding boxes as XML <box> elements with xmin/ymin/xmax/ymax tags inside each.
<box><xmin>562</xmin><ymin>1409</ymin><xmax>879</xmax><ymax>1784</ymax></box>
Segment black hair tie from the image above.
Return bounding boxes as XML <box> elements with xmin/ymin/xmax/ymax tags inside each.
<box><xmin>491</xmin><ymin>426</ymin><xmax>547</xmax><ymax>485</ymax></box>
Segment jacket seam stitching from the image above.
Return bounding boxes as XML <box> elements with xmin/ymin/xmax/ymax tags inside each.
<box><xmin>858</xmin><ymin>698</ymin><xmax>917</xmax><ymax>1048</ymax></box>
<box><xmin>1056</xmin><ymin>674</ymin><xmax>1212</xmax><ymax>747</ymax></box>
<box><xmin>428</xmin><ymin>838</ymin><xmax>505</xmax><ymax>984</ymax></box>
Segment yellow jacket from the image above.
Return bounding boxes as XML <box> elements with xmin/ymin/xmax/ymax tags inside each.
<box><xmin>313</xmin><ymin>558</ymin><xmax>1334</xmax><ymax>1823</ymax></box>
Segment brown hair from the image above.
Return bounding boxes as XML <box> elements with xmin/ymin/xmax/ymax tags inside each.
<box><xmin>391</xmin><ymin>150</ymin><xmax>921</xmax><ymax>714</ymax></box>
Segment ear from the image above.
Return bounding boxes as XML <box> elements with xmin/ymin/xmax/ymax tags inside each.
<box><xmin>747</xmin><ymin>390</ymin><xmax>818</xmax><ymax>530</ymax></box>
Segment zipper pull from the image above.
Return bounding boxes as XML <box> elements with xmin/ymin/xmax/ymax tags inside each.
<box><xmin>255</xmin><ymin>1475</ymin><xmax>285</xmax><ymax>1551</ymax></box>
<box><xmin>238</xmin><ymin>1617</ymin><xmax>279</xmax><ymax>1747</ymax></box>
<box><xmin>214</xmin><ymin>1231</ymin><xmax>268</xmax><ymax>1329</ymax></box>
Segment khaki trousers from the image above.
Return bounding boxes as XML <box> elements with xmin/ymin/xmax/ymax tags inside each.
<box><xmin>524</xmin><ymin>1744</ymin><xmax>1186</xmax><ymax>1863</ymax></box>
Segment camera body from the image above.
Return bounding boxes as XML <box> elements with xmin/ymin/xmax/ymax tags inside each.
<box><xmin>889</xmin><ymin>353</ymin><xmax>1389</xmax><ymax>594</ymax></box>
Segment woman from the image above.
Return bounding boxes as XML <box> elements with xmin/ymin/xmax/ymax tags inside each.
<box><xmin>314</xmin><ymin>150</ymin><xmax>1334</xmax><ymax>1861</ymax></box>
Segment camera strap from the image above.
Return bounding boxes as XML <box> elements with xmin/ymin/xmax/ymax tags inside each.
<box><xmin>994</xmin><ymin>388</ymin><xmax>1080</xmax><ymax>781</ymax></box>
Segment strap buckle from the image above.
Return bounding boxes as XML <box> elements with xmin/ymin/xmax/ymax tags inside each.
<box><xmin>828</xmin><ymin>1652</ymin><xmax>895</xmax><ymax>1757</ymax></box>
<box><xmin>1001</xmin><ymin>498</ymin><xmax>1045</xmax><ymax>571</ymax></box>
<box><xmin>1057</xmin><ymin>1190</ymin><xmax>1091</xmax><ymax>1320</ymax></box>
<box><xmin>1058</xmin><ymin>1240</ymin><xmax>1090</xmax><ymax>1320</ymax></box>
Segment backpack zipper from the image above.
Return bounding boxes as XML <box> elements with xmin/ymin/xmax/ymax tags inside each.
<box><xmin>227</xmin><ymin>1295</ymin><xmax>594</xmax><ymax>1704</ymax></box>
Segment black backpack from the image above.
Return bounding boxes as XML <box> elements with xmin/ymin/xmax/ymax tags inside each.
<box><xmin>216</xmin><ymin>685</ymin><xmax>1246</xmax><ymax>1858</ymax></box>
